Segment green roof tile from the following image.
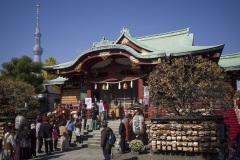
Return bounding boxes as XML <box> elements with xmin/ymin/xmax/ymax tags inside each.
<box><xmin>218</xmin><ymin>52</ymin><xmax>240</xmax><ymax>71</ymax></box>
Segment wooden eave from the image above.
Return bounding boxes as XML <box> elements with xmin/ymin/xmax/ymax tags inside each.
<box><xmin>170</xmin><ymin>45</ymin><xmax>224</xmax><ymax>63</ymax></box>
<box><xmin>51</xmin><ymin>50</ymin><xmax>157</xmax><ymax>81</ymax></box>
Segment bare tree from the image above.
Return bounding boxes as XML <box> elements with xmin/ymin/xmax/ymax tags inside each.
<box><xmin>147</xmin><ymin>55</ymin><xmax>234</xmax><ymax>116</ymax></box>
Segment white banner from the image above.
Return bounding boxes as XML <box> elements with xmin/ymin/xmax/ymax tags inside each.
<box><xmin>85</xmin><ymin>98</ymin><xmax>92</xmax><ymax>109</ymax></box>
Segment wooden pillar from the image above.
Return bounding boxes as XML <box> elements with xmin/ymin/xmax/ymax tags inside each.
<box><xmin>232</xmin><ymin>77</ymin><xmax>237</xmax><ymax>92</ymax></box>
<box><xmin>138</xmin><ymin>78</ymin><xmax>144</xmax><ymax>103</ymax></box>
<box><xmin>87</xmin><ymin>82</ymin><xmax>92</xmax><ymax>98</ymax></box>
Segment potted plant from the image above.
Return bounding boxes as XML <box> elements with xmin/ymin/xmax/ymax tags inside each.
<box><xmin>129</xmin><ymin>139</ymin><xmax>144</xmax><ymax>154</ymax></box>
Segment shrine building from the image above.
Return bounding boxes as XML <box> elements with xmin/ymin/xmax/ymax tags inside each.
<box><xmin>43</xmin><ymin>27</ymin><xmax>240</xmax><ymax>111</ymax></box>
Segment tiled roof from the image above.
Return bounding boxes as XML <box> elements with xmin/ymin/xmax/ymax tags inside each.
<box><xmin>218</xmin><ymin>53</ymin><xmax>240</xmax><ymax>71</ymax></box>
<box><xmin>43</xmin><ymin>27</ymin><xmax>226</xmax><ymax>70</ymax></box>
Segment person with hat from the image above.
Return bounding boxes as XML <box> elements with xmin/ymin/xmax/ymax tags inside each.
<box><xmin>29</xmin><ymin>123</ymin><xmax>37</xmax><ymax>158</ymax></box>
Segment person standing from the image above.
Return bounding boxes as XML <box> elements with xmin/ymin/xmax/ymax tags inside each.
<box><xmin>36</xmin><ymin>117</ymin><xmax>43</xmax><ymax>154</ymax></box>
<box><xmin>29</xmin><ymin>123</ymin><xmax>37</xmax><ymax>158</ymax></box>
<box><xmin>42</xmin><ymin>118</ymin><xmax>53</xmax><ymax>155</ymax></box>
<box><xmin>119</xmin><ymin>119</ymin><xmax>126</xmax><ymax>154</ymax></box>
<box><xmin>101</xmin><ymin>121</ymin><xmax>113</xmax><ymax>160</ymax></box>
<box><xmin>74</xmin><ymin>118</ymin><xmax>82</xmax><ymax>144</ymax></box>
<box><xmin>67</xmin><ymin>118</ymin><xmax>74</xmax><ymax>146</ymax></box>
<box><xmin>81</xmin><ymin>104</ymin><xmax>87</xmax><ymax>129</ymax></box>
<box><xmin>59</xmin><ymin>121</ymin><xmax>69</xmax><ymax>151</ymax></box>
<box><xmin>52</xmin><ymin>123</ymin><xmax>59</xmax><ymax>150</ymax></box>
<box><xmin>15</xmin><ymin>126</ymin><xmax>30</xmax><ymax>159</ymax></box>
<box><xmin>103</xmin><ymin>101</ymin><xmax>109</xmax><ymax>120</ymax></box>
<box><xmin>2</xmin><ymin>125</ymin><xmax>16</xmax><ymax>160</ymax></box>
<box><xmin>91</xmin><ymin>104</ymin><xmax>98</xmax><ymax>130</ymax></box>
<box><xmin>98</xmin><ymin>100</ymin><xmax>104</xmax><ymax>123</ymax></box>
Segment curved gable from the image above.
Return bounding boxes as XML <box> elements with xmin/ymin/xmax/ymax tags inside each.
<box><xmin>115</xmin><ymin>27</ymin><xmax>155</xmax><ymax>53</ymax></box>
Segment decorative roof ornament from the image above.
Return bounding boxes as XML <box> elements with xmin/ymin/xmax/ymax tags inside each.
<box><xmin>121</xmin><ymin>26</ymin><xmax>131</xmax><ymax>36</ymax></box>
<box><xmin>92</xmin><ymin>37</ymin><xmax>113</xmax><ymax>47</ymax></box>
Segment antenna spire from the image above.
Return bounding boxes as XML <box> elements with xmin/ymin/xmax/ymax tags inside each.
<box><xmin>37</xmin><ymin>4</ymin><xmax>40</xmax><ymax>27</ymax></box>
<box><xmin>33</xmin><ymin>4</ymin><xmax>43</xmax><ymax>62</ymax></box>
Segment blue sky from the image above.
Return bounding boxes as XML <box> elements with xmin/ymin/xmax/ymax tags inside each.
<box><xmin>0</xmin><ymin>0</ymin><xmax>240</xmax><ymax>67</ymax></box>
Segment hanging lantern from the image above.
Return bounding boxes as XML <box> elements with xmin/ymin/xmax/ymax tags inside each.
<box><xmin>94</xmin><ymin>83</ymin><xmax>97</xmax><ymax>90</ymax></box>
<box><xmin>123</xmin><ymin>82</ymin><xmax>128</xmax><ymax>89</ymax></box>
<box><xmin>118</xmin><ymin>82</ymin><xmax>121</xmax><ymax>89</ymax></box>
<box><xmin>102</xmin><ymin>84</ymin><xmax>106</xmax><ymax>90</ymax></box>
<box><xmin>106</xmin><ymin>83</ymin><xmax>109</xmax><ymax>90</ymax></box>
<box><xmin>130</xmin><ymin>80</ymin><xmax>133</xmax><ymax>88</ymax></box>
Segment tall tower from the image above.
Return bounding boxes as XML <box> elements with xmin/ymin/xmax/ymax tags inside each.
<box><xmin>33</xmin><ymin>4</ymin><xmax>43</xmax><ymax>62</ymax></box>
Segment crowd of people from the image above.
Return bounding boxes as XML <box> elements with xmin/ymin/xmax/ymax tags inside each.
<box><xmin>1</xmin><ymin>100</ymin><xmax>110</xmax><ymax>160</ymax></box>
<box><xmin>3</xmin><ymin>100</ymin><xmax>239</xmax><ymax>160</ymax></box>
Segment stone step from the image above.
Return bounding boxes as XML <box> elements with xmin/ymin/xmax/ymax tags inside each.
<box><xmin>87</xmin><ymin>143</ymin><xmax>120</xmax><ymax>150</ymax></box>
<box><xmin>86</xmin><ymin>139</ymin><xmax>101</xmax><ymax>144</ymax></box>
<box><xmin>69</xmin><ymin>119</ymin><xmax>122</xmax><ymax>149</ymax></box>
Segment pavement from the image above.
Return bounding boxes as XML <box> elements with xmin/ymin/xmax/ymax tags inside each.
<box><xmin>31</xmin><ymin>119</ymin><xmax>217</xmax><ymax>160</ymax></box>
<box><xmin>32</xmin><ymin>144</ymin><xmax>216</xmax><ymax>160</ymax></box>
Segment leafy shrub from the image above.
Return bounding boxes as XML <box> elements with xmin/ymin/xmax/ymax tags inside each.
<box><xmin>129</xmin><ymin>139</ymin><xmax>144</xmax><ymax>151</ymax></box>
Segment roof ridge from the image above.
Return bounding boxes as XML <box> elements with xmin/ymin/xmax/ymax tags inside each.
<box><xmin>220</xmin><ymin>52</ymin><xmax>240</xmax><ymax>58</ymax></box>
<box><xmin>136</xmin><ymin>28</ymin><xmax>191</xmax><ymax>40</ymax></box>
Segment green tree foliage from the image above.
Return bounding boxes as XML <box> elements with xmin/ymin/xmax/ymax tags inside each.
<box><xmin>41</xmin><ymin>57</ymin><xmax>59</xmax><ymax>80</ymax></box>
<box><xmin>0</xmin><ymin>80</ymin><xmax>39</xmax><ymax>115</ymax></box>
<box><xmin>0</xmin><ymin>56</ymin><xmax>43</xmax><ymax>93</ymax></box>
<box><xmin>147</xmin><ymin>55</ymin><xmax>234</xmax><ymax>116</ymax></box>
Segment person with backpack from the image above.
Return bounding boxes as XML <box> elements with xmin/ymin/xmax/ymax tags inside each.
<box><xmin>101</xmin><ymin>121</ymin><xmax>116</xmax><ymax>160</ymax></box>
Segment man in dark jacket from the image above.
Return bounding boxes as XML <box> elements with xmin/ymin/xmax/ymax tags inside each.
<box><xmin>119</xmin><ymin>119</ymin><xmax>126</xmax><ymax>154</ymax></box>
<box><xmin>91</xmin><ymin>104</ymin><xmax>98</xmax><ymax>130</ymax></box>
<box><xmin>82</xmin><ymin>104</ymin><xmax>87</xmax><ymax>129</ymax></box>
<box><xmin>42</xmin><ymin>117</ymin><xmax>53</xmax><ymax>155</ymax></box>
<box><xmin>101</xmin><ymin>121</ymin><xmax>113</xmax><ymax>160</ymax></box>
